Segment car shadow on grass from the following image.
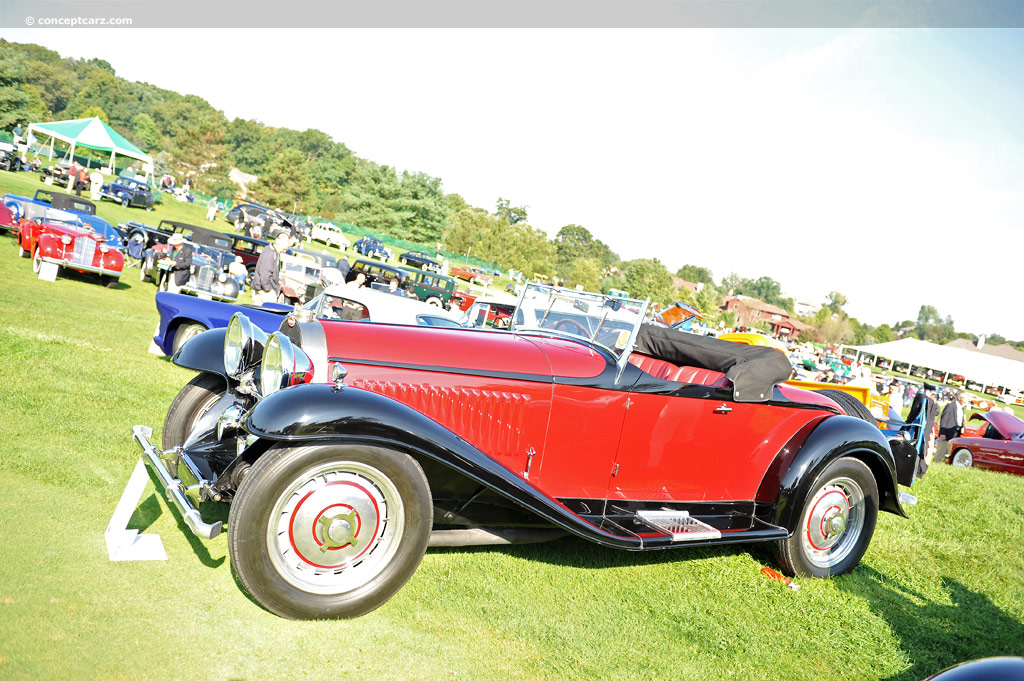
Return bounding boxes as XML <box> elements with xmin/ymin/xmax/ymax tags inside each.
<box><xmin>839</xmin><ymin>565</ymin><xmax>1024</xmax><ymax>680</ymax></box>
<box><xmin>141</xmin><ymin>465</ymin><xmax>226</xmax><ymax>569</ymax></box>
<box><xmin>430</xmin><ymin>534</ymin><xmax>737</xmax><ymax>571</ymax></box>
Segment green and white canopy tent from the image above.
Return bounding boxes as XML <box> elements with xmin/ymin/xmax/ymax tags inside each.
<box><xmin>27</xmin><ymin>117</ymin><xmax>152</xmax><ymax>173</ymax></box>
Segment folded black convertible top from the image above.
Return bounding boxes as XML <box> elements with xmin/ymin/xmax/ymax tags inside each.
<box><xmin>633</xmin><ymin>325</ymin><xmax>793</xmax><ymax>402</ymax></box>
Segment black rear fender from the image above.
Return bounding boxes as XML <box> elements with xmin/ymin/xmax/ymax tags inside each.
<box><xmin>771</xmin><ymin>415</ymin><xmax>906</xmax><ymax>532</ymax></box>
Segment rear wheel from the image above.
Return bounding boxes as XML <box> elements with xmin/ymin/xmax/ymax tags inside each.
<box><xmin>121</xmin><ymin>196</ymin><xmax>130</xmax><ymax>208</ymax></box>
<box><xmin>171</xmin><ymin>322</ymin><xmax>207</xmax><ymax>355</ymax></box>
<box><xmin>425</xmin><ymin>296</ymin><xmax>443</xmax><ymax>307</ymax></box>
<box><xmin>773</xmin><ymin>456</ymin><xmax>878</xmax><ymax>578</ymax></box>
<box><xmin>228</xmin><ymin>443</ymin><xmax>432</xmax><ymax>619</ymax></box>
<box><xmin>951</xmin><ymin>448</ymin><xmax>973</xmax><ymax>467</ymax></box>
<box><xmin>816</xmin><ymin>389</ymin><xmax>875</xmax><ymax>423</ymax></box>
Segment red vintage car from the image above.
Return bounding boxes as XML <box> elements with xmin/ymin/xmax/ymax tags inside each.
<box><xmin>946</xmin><ymin>411</ymin><xmax>1024</xmax><ymax>476</ymax></box>
<box><xmin>17</xmin><ymin>217</ymin><xmax>124</xmax><ymax>287</ymax></box>
<box><xmin>133</xmin><ymin>284</ymin><xmax>916</xmax><ymax>619</ymax></box>
<box><xmin>449</xmin><ymin>264</ymin><xmax>493</xmax><ymax>286</ymax></box>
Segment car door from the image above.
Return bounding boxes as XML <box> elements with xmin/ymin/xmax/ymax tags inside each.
<box><xmin>609</xmin><ymin>389</ymin><xmax>824</xmax><ymax>503</ymax></box>
<box><xmin>975</xmin><ymin>435</ymin><xmax>1024</xmax><ymax>475</ymax></box>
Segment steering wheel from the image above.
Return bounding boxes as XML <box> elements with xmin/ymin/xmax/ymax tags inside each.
<box><xmin>549</xmin><ymin>318</ymin><xmax>590</xmax><ymax>336</ymax></box>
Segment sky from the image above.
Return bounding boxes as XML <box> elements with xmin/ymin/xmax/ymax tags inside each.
<box><xmin>4</xmin><ymin>28</ymin><xmax>1022</xmax><ymax>338</ymax></box>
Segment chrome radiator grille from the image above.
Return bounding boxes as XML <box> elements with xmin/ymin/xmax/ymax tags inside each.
<box><xmin>71</xmin><ymin>238</ymin><xmax>96</xmax><ymax>266</ymax></box>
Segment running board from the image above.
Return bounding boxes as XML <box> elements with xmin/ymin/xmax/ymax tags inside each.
<box><xmin>636</xmin><ymin>510</ymin><xmax>721</xmax><ymax>542</ymax></box>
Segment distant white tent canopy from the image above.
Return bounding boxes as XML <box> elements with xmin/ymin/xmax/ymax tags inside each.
<box><xmin>27</xmin><ymin>117</ymin><xmax>152</xmax><ymax>171</ymax></box>
<box><xmin>844</xmin><ymin>338</ymin><xmax>1024</xmax><ymax>391</ymax></box>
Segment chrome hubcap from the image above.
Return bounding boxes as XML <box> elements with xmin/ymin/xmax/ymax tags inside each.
<box><xmin>801</xmin><ymin>476</ymin><xmax>864</xmax><ymax>569</ymax></box>
<box><xmin>952</xmin><ymin>450</ymin><xmax>972</xmax><ymax>467</ymax></box>
<box><xmin>268</xmin><ymin>461</ymin><xmax>404</xmax><ymax>595</ymax></box>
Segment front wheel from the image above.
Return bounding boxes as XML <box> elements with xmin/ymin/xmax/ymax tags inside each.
<box><xmin>121</xmin><ymin>196</ymin><xmax>130</xmax><ymax>208</ymax></box>
<box><xmin>951</xmin><ymin>448</ymin><xmax>973</xmax><ymax>467</ymax></box>
<box><xmin>100</xmin><ymin>275</ymin><xmax>118</xmax><ymax>289</ymax></box>
<box><xmin>772</xmin><ymin>456</ymin><xmax>878</xmax><ymax>578</ymax></box>
<box><xmin>228</xmin><ymin>443</ymin><xmax>432</xmax><ymax>619</ymax></box>
<box><xmin>31</xmin><ymin>246</ymin><xmax>41</xmax><ymax>273</ymax></box>
<box><xmin>161</xmin><ymin>373</ymin><xmax>226</xmax><ymax>450</ymax></box>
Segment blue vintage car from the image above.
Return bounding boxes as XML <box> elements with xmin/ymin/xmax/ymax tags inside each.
<box><xmin>100</xmin><ymin>176</ymin><xmax>155</xmax><ymax>210</ymax></box>
<box><xmin>152</xmin><ymin>291</ymin><xmax>293</xmax><ymax>356</ymax></box>
<box><xmin>354</xmin><ymin>236</ymin><xmax>392</xmax><ymax>260</ymax></box>
<box><xmin>2</xmin><ymin>189</ymin><xmax>125</xmax><ymax>250</ymax></box>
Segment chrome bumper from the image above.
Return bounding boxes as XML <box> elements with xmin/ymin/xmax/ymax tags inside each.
<box><xmin>41</xmin><ymin>255</ymin><xmax>120</xmax><ymax>277</ymax></box>
<box><xmin>131</xmin><ymin>425</ymin><xmax>222</xmax><ymax>540</ymax></box>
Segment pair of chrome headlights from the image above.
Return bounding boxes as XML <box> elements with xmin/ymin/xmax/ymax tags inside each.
<box><xmin>224</xmin><ymin>313</ymin><xmax>312</xmax><ymax>397</ymax></box>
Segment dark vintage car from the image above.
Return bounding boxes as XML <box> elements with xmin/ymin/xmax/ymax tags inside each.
<box><xmin>147</xmin><ymin>242</ymin><xmax>240</xmax><ymax>303</ymax></box>
<box><xmin>346</xmin><ymin>259</ymin><xmax>409</xmax><ymax>288</ymax></box>
<box><xmin>946</xmin><ymin>411</ymin><xmax>1024</xmax><ymax>476</ymax></box>
<box><xmin>399</xmin><ymin>251</ymin><xmax>441</xmax><ymax>272</ymax></box>
<box><xmin>133</xmin><ymin>283</ymin><xmax>918</xmax><ymax>620</ymax></box>
<box><xmin>0</xmin><ymin>141</ymin><xmax>23</xmax><ymax>171</ymax></box>
<box><xmin>39</xmin><ymin>161</ymin><xmax>72</xmax><ymax>184</ymax></box>
<box><xmin>100</xmin><ymin>176</ymin><xmax>155</xmax><ymax>210</ymax></box>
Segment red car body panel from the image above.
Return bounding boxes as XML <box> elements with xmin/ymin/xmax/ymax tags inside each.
<box><xmin>19</xmin><ymin>220</ymin><xmax>124</xmax><ymax>278</ymax></box>
<box><xmin>948</xmin><ymin>411</ymin><xmax>1024</xmax><ymax>477</ymax></box>
<box><xmin>320</xmin><ymin>321</ymin><xmax>838</xmax><ymax>503</ymax></box>
<box><xmin>0</xmin><ymin>202</ymin><xmax>15</xmax><ymax>232</ymax></box>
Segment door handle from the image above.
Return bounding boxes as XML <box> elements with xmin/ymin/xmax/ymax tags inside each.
<box><xmin>714</xmin><ymin>404</ymin><xmax>732</xmax><ymax>414</ymax></box>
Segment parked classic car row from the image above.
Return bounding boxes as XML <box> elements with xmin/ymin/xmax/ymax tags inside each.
<box><xmin>133</xmin><ymin>282</ymin><xmax>917</xmax><ymax>620</ymax></box>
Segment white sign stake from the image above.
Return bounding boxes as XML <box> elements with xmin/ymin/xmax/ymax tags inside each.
<box><xmin>38</xmin><ymin>262</ymin><xmax>59</xmax><ymax>282</ymax></box>
<box><xmin>105</xmin><ymin>458</ymin><xmax>168</xmax><ymax>561</ymax></box>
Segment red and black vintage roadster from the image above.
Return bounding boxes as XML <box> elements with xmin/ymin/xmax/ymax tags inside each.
<box><xmin>135</xmin><ymin>284</ymin><xmax>918</xmax><ymax>619</ymax></box>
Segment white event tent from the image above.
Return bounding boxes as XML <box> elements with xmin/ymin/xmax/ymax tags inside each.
<box><xmin>844</xmin><ymin>338</ymin><xmax>1024</xmax><ymax>392</ymax></box>
<box><xmin>27</xmin><ymin>117</ymin><xmax>152</xmax><ymax>172</ymax></box>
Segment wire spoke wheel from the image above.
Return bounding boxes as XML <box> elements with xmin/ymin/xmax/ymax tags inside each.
<box><xmin>799</xmin><ymin>476</ymin><xmax>865</xmax><ymax>569</ymax></box>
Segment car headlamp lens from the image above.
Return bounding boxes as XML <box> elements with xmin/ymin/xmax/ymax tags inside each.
<box><xmin>224</xmin><ymin>313</ymin><xmax>268</xmax><ymax>378</ymax></box>
<box><xmin>61</xmin><ymin>235</ymin><xmax>72</xmax><ymax>245</ymax></box>
<box><xmin>260</xmin><ymin>334</ymin><xmax>287</xmax><ymax>397</ymax></box>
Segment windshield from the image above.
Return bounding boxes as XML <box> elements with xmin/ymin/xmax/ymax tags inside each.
<box><xmin>512</xmin><ymin>283</ymin><xmax>649</xmax><ymax>360</ymax></box>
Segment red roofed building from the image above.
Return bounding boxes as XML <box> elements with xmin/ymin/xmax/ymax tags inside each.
<box><xmin>723</xmin><ymin>295</ymin><xmax>812</xmax><ymax>338</ymax></box>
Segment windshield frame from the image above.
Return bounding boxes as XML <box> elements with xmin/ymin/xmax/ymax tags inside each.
<box><xmin>511</xmin><ymin>283</ymin><xmax>650</xmax><ymax>379</ymax></box>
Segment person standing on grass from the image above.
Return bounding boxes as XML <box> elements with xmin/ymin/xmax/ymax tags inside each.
<box><xmin>67</xmin><ymin>161</ymin><xmax>78</xmax><ymax>192</ymax></box>
<box><xmin>206</xmin><ymin>195</ymin><xmax>218</xmax><ymax>221</ymax></box>
<box><xmin>165</xmin><ymin>233</ymin><xmax>193</xmax><ymax>294</ymax></box>
<box><xmin>935</xmin><ymin>391</ymin><xmax>968</xmax><ymax>461</ymax></box>
<box><xmin>252</xmin><ymin>233</ymin><xmax>290</xmax><ymax>306</ymax></box>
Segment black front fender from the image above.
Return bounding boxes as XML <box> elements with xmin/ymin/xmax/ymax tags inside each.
<box><xmin>172</xmin><ymin>327</ymin><xmax>227</xmax><ymax>376</ymax></box>
<box><xmin>245</xmin><ymin>383</ymin><xmax>641</xmax><ymax>550</ymax></box>
<box><xmin>775</xmin><ymin>415</ymin><xmax>906</xmax><ymax>532</ymax></box>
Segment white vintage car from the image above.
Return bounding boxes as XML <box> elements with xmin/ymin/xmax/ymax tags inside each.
<box><xmin>309</xmin><ymin>222</ymin><xmax>351</xmax><ymax>250</ymax></box>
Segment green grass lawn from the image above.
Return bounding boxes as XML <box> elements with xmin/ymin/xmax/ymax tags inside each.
<box><xmin>1</xmin><ymin>171</ymin><xmax>1022</xmax><ymax>680</ymax></box>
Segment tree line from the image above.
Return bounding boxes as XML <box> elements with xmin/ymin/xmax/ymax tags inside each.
<box><xmin>0</xmin><ymin>40</ymin><xmax>1015</xmax><ymax>347</ymax></box>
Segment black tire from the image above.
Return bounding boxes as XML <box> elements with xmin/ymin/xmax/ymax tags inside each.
<box><xmin>171</xmin><ymin>322</ymin><xmax>207</xmax><ymax>355</ymax></box>
<box><xmin>101</xmin><ymin>275</ymin><xmax>118</xmax><ymax>289</ymax></box>
<box><xmin>425</xmin><ymin>296</ymin><xmax>443</xmax><ymax>307</ymax></box>
<box><xmin>772</xmin><ymin>456</ymin><xmax>878</xmax><ymax>578</ymax></box>
<box><xmin>141</xmin><ymin>252</ymin><xmax>157</xmax><ymax>283</ymax></box>
<box><xmin>17</xmin><ymin>241</ymin><xmax>27</xmax><ymax>258</ymax></box>
<box><xmin>951</xmin><ymin>448</ymin><xmax>973</xmax><ymax>468</ymax></box>
<box><xmin>31</xmin><ymin>246</ymin><xmax>41</xmax><ymax>274</ymax></box>
<box><xmin>161</xmin><ymin>373</ymin><xmax>225</xmax><ymax>451</ymax></box>
<box><xmin>228</xmin><ymin>443</ymin><xmax>432</xmax><ymax>620</ymax></box>
<box><xmin>121</xmin><ymin>196</ymin><xmax>130</xmax><ymax>208</ymax></box>
<box><xmin>816</xmin><ymin>389</ymin><xmax>876</xmax><ymax>423</ymax></box>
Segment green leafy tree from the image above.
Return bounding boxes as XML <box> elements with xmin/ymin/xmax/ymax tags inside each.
<box><xmin>568</xmin><ymin>258</ymin><xmax>602</xmax><ymax>291</ymax></box>
<box><xmin>676</xmin><ymin>264</ymin><xmax>715</xmax><ymax>286</ymax></box>
<box><xmin>252</xmin><ymin>148</ymin><xmax>313</xmax><ymax>211</ymax></box>
<box><xmin>131</xmin><ymin>113</ymin><xmax>161</xmax><ymax>150</ymax></box>
<box><xmin>79</xmin><ymin>105</ymin><xmax>108</xmax><ymax>124</ymax></box>
<box><xmin>0</xmin><ymin>44</ymin><xmax>31</xmax><ymax>129</ymax></box>
<box><xmin>874</xmin><ymin>324</ymin><xmax>894</xmax><ymax>343</ymax></box>
<box><xmin>623</xmin><ymin>258</ymin><xmax>673</xmax><ymax>304</ymax></box>
<box><xmin>826</xmin><ymin>291</ymin><xmax>848</xmax><ymax>315</ymax></box>
<box><xmin>495</xmin><ymin>197</ymin><xmax>528</xmax><ymax>225</ymax></box>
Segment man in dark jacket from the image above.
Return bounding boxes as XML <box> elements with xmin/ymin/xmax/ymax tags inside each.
<box><xmin>252</xmin><ymin>233</ymin><xmax>290</xmax><ymax>305</ymax></box>
<box><xmin>935</xmin><ymin>391</ymin><xmax>968</xmax><ymax>462</ymax></box>
<box><xmin>165</xmin><ymin>233</ymin><xmax>193</xmax><ymax>294</ymax></box>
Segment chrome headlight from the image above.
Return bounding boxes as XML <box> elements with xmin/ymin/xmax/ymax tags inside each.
<box><xmin>259</xmin><ymin>332</ymin><xmax>313</xmax><ymax>397</ymax></box>
<box><xmin>61</xmin><ymin>235</ymin><xmax>72</xmax><ymax>245</ymax></box>
<box><xmin>224</xmin><ymin>313</ymin><xmax>268</xmax><ymax>378</ymax></box>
